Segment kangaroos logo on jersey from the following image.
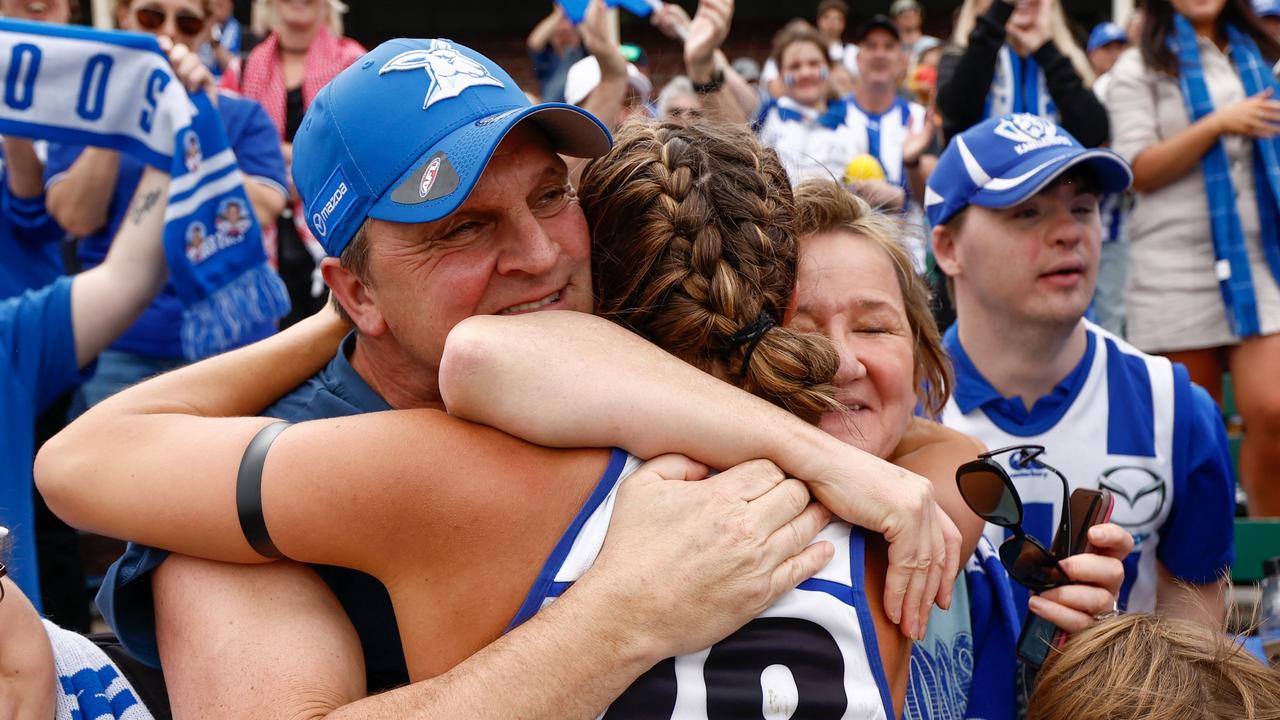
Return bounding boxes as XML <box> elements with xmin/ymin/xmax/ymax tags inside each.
<box><xmin>1098</xmin><ymin>466</ymin><xmax>1168</xmax><ymax>529</ymax></box>
<box><xmin>379</xmin><ymin>40</ymin><xmax>505</xmax><ymax>109</ymax></box>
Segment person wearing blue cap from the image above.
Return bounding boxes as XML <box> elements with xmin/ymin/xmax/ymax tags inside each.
<box><xmin>930</xmin><ymin>114</ymin><xmax>1235</xmax><ymax>633</ymax></box>
<box><xmin>1087</xmin><ymin>22</ymin><xmax>1128</xmax><ymax>79</ymax></box>
<box><xmin>1106</xmin><ymin>0</ymin><xmax>1280</xmax><ymax>519</ymax></box>
<box><xmin>1255</xmin><ymin>0</ymin><xmax>1280</xmax><ymax>41</ymax></box>
<box><xmin>39</xmin><ymin>20</ymin><xmax>961</xmax><ymax>720</ymax></box>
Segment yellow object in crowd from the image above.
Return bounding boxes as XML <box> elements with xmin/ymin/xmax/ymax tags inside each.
<box><xmin>844</xmin><ymin>154</ymin><xmax>887</xmax><ymax>184</ymax></box>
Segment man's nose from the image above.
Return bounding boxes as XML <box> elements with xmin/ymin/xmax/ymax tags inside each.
<box><xmin>498</xmin><ymin>209</ymin><xmax>559</xmax><ymax>276</ymax></box>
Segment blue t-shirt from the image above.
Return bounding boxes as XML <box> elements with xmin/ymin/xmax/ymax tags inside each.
<box><xmin>0</xmin><ymin>165</ymin><xmax>65</xmax><ymax>300</ymax></box>
<box><xmin>942</xmin><ymin>322</ymin><xmax>1235</xmax><ymax>618</ymax></box>
<box><xmin>97</xmin><ymin>333</ymin><xmax>411</xmax><ymax>692</ymax></box>
<box><xmin>1</xmin><ymin>277</ymin><xmax>89</xmax><ymax>605</ymax></box>
<box><xmin>44</xmin><ymin>92</ymin><xmax>287</xmax><ymax>359</ymax></box>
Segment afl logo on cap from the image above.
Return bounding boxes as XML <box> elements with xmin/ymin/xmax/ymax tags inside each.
<box><xmin>420</xmin><ymin>156</ymin><xmax>443</xmax><ymax>198</ymax></box>
<box><xmin>379</xmin><ymin>40</ymin><xmax>505</xmax><ymax>109</ymax></box>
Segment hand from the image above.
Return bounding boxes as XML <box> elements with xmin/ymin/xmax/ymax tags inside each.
<box><xmin>158</xmin><ymin>35</ymin><xmax>217</xmax><ymax>105</ymax></box>
<box><xmin>683</xmin><ymin>0</ymin><xmax>733</xmax><ymax>83</ymax></box>
<box><xmin>580</xmin><ymin>455</ymin><xmax>834</xmax><ymax>659</ymax></box>
<box><xmin>1212</xmin><ymin>89</ymin><xmax>1280</xmax><ymax>139</ymax></box>
<box><xmin>810</xmin><ymin>449</ymin><xmax>960</xmax><ymax>641</ymax></box>
<box><xmin>651</xmin><ymin>2</ymin><xmax>691</xmax><ymax>41</ymax></box>
<box><xmin>1005</xmin><ymin>0</ymin><xmax>1051</xmax><ymax>53</ymax></box>
<box><xmin>578</xmin><ymin>0</ymin><xmax>627</xmax><ymax>80</ymax></box>
<box><xmin>902</xmin><ymin>111</ymin><xmax>937</xmax><ymax>168</ymax></box>
<box><xmin>1027</xmin><ymin>523</ymin><xmax>1134</xmax><ymax>633</ymax></box>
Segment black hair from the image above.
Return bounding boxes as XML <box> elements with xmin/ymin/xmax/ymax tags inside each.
<box><xmin>1141</xmin><ymin>0</ymin><xmax>1280</xmax><ymax>75</ymax></box>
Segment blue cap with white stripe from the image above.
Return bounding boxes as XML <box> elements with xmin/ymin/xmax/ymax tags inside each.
<box><xmin>924</xmin><ymin>114</ymin><xmax>1132</xmax><ymax>228</ymax></box>
<box><xmin>293</xmin><ymin>38</ymin><xmax>612</xmax><ymax>257</ymax></box>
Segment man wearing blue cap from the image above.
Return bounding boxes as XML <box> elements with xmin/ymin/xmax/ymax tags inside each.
<box><xmin>1255</xmin><ymin>0</ymin><xmax>1280</xmax><ymax>43</ymax></box>
<box><xmin>1087</xmin><ymin>21</ymin><xmax>1128</xmax><ymax>81</ymax></box>
<box><xmin>929</xmin><ymin>114</ymin><xmax>1236</xmax><ymax>629</ymax></box>
<box><xmin>67</xmin><ymin>23</ymin><xmax>953</xmax><ymax>718</ymax></box>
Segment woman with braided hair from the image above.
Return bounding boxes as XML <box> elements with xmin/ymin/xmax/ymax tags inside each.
<box><xmin>42</xmin><ymin>120</ymin><xmax>986</xmax><ymax>717</ymax></box>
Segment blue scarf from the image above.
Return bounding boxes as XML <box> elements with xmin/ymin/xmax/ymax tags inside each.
<box><xmin>984</xmin><ymin>45</ymin><xmax>1058</xmax><ymax>122</ymax></box>
<box><xmin>0</xmin><ymin>19</ymin><xmax>289</xmax><ymax>358</ymax></box>
<box><xmin>1171</xmin><ymin>14</ymin><xmax>1280</xmax><ymax>337</ymax></box>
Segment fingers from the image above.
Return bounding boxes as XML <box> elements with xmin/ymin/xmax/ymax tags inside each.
<box><xmin>634</xmin><ymin>453</ymin><xmax>711</xmax><ymax>483</ymax></box>
<box><xmin>1029</xmin><ymin>585</ymin><xmax>1116</xmax><ymax>634</ymax></box>
<box><xmin>769</xmin><ymin>540</ymin><xmax>835</xmax><ymax>602</ymax></box>
<box><xmin>936</xmin><ymin>507</ymin><xmax>961</xmax><ymax>610</ymax></box>
<box><xmin>746</xmin><ymin>478</ymin><xmax>813</xmax><ymax>535</ymax></box>
<box><xmin>708</xmin><ymin>458</ymin><xmax>785</xmax><ymax>501</ymax></box>
<box><xmin>1084</xmin><ymin>523</ymin><xmax>1133</xmax><ymax>560</ymax></box>
<box><xmin>761</xmin><ymin>501</ymin><xmax>831</xmax><ymax>566</ymax></box>
<box><xmin>167</xmin><ymin>42</ymin><xmax>214</xmax><ymax>95</ymax></box>
<box><xmin>1058</xmin><ymin>552</ymin><xmax>1125</xmax><ymax>597</ymax></box>
<box><xmin>916</xmin><ymin>509</ymin><xmax>944</xmax><ymax>636</ymax></box>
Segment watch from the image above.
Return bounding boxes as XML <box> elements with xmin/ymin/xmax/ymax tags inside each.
<box><xmin>692</xmin><ymin>68</ymin><xmax>725</xmax><ymax>95</ymax></box>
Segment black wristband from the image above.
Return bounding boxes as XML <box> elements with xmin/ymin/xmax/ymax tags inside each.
<box><xmin>692</xmin><ymin>68</ymin><xmax>725</xmax><ymax>94</ymax></box>
<box><xmin>236</xmin><ymin>421</ymin><xmax>291</xmax><ymax>558</ymax></box>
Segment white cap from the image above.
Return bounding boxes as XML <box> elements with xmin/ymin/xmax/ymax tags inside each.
<box><xmin>564</xmin><ymin>55</ymin><xmax>653</xmax><ymax>107</ymax></box>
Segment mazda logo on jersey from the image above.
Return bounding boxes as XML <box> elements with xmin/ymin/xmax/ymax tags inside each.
<box><xmin>1098</xmin><ymin>466</ymin><xmax>1167</xmax><ymax>529</ymax></box>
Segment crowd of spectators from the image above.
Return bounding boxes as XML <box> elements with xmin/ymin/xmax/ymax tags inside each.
<box><xmin>1</xmin><ymin>0</ymin><xmax>1279</xmax><ymax>718</ymax></box>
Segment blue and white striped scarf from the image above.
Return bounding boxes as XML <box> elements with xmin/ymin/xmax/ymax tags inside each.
<box><xmin>1172</xmin><ymin>14</ymin><xmax>1280</xmax><ymax>337</ymax></box>
<box><xmin>985</xmin><ymin>45</ymin><xmax>1058</xmax><ymax>123</ymax></box>
<box><xmin>0</xmin><ymin>19</ymin><xmax>289</xmax><ymax>358</ymax></box>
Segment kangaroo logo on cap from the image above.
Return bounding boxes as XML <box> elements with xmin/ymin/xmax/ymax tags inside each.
<box><xmin>993</xmin><ymin>114</ymin><xmax>1071</xmax><ymax>156</ymax></box>
<box><xmin>379</xmin><ymin>40</ymin><xmax>505</xmax><ymax>109</ymax></box>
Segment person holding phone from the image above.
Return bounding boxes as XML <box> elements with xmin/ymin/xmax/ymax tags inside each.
<box><xmin>930</xmin><ymin>113</ymin><xmax>1236</xmax><ymax>632</ymax></box>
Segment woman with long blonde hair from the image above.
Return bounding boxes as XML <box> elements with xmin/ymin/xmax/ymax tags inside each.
<box><xmin>937</xmin><ymin>0</ymin><xmax>1107</xmax><ymax>146</ymax></box>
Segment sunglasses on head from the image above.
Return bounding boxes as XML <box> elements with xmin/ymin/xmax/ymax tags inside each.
<box><xmin>956</xmin><ymin>444</ymin><xmax>1073</xmax><ymax>592</ymax></box>
<box><xmin>134</xmin><ymin>5</ymin><xmax>206</xmax><ymax>36</ymax></box>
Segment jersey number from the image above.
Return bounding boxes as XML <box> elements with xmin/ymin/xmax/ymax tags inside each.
<box><xmin>605</xmin><ymin>617</ymin><xmax>848</xmax><ymax>718</ymax></box>
<box><xmin>3</xmin><ymin>45</ymin><xmax>118</xmax><ymax>123</ymax></box>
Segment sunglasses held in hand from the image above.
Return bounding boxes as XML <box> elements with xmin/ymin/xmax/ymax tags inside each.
<box><xmin>134</xmin><ymin>5</ymin><xmax>206</xmax><ymax>36</ymax></box>
<box><xmin>957</xmin><ymin>445</ymin><xmax>1074</xmax><ymax>592</ymax></box>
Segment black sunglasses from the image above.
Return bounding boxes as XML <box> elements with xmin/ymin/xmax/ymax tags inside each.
<box><xmin>956</xmin><ymin>445</ymin><xmax>1073</xmax><ymax>592</ymax></box>
<box><xmin>0</xmin><ymin>561</ymin><xmax>6</xmax><ymax>605</ymax></box>
<box><xmin>135</xmin><ymin>5</ymin><xmax>206</xmax><ymax>36</ymax></box>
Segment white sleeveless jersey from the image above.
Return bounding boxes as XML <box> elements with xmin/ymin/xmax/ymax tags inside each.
<box><xmin>755</xmin><ymin>96</ymin><xmax>868</xmax><ymax>186</ymax></box>
<box><xmin>942</xmin><ymin>323</ymin><xmax>1179</xmax><ymax>613</ymax></box>
<box><xmin>844</xmin><ymin>97</ymin><xmax>926</xmax><ymax>193</ymax></box>
<box><xmin>508</xmin><ymin>449</ymin><xmax>894</xmax><ymax>719</ymax></box>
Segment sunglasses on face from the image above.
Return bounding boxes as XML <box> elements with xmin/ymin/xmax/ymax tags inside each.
<box><xmin>956</xmin><ymin>445</ymin><xmax>1073</xmax><ymax>592</ymax></box>
<box><xmin>0</xmin><ymin>561</ymin><xmax>6</xmax><ymax>605</ymax></box>
<box><xmin>134</xmin><ymin>5</ymin><xmax>206</xmax><ymax>36</ymax></box>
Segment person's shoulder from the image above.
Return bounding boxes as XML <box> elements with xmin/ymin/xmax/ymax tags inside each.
<box><xmin>892</xmin><ymin>417</ymin><xmax>987</xmax><ymax>467</ymax></box>
<box><xmin>1110</xmin><ymin>46</ymin><xmax>1150</xmax><ymax>78</ymax></box>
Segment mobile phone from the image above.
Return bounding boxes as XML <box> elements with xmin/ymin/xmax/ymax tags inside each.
<box><xmin>1051</xmin><ymin>488</ymin><xmax>1116</xmax><ymax>558</ymax></box>
<box><xmin>1018</xmin><ymin>488</ymin><xmax>1116</xmax><ymax>670</ymax></box>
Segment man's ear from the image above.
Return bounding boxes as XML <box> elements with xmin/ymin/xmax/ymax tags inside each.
<box><xmin>931</xmin><ymin>223</ymin><xmax>961</xmax><ymax>278</ymax></box>
<box><xmin>321</xmin><ymin>258</ymin><xmax>389</xmax><ymax>337</ymax></box>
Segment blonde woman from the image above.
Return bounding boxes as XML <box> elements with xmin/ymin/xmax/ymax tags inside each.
<box><xmin>937</xmin><ymin>0</ymin><xmax>1107</xmax><ymax>146</ymax></box>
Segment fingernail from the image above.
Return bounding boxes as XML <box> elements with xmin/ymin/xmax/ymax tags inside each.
<box><xmin>1027</xmin><ymin>596</ymin><xmax>1042</xmax><ymax>611</ymax></box>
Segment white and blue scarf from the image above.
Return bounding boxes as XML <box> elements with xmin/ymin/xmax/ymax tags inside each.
<box><xmin>45</xmin><ymin>620</ymin><xmax>155</xmax><ymax>720</ymax></box>
<box><xmin>985</xmin><ymin>45</ymin><xmax>1058</xmax><ymax>122</ymax></box>
<box><xmin>0</xmin><ymin>19</ymin><xmax>289</xmax><ymax>358</ymax></box>
<box><xmin>1171</xmin><ymin>14</ymin><xmax>1280</xmax><ymax>337</ymax></box>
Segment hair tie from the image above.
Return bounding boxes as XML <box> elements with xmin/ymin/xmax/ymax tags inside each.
<box><xmin>723</xmin><ymin>310</ymin><xmax>777</xmax><ymax>376</ymax></box>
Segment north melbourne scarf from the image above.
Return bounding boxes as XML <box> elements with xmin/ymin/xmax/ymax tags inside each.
<box><xmin>985</xmin><ymin>45</ymin><xmax>1058</xmax><ymax>123</ymax></box>
<box><xmin>0</xmin><ymin>19</ymin><xmax>289</xmax><ymax>358</ymax></box>
<box><xmin>1171</xmin><ymin>13</ymin><xmax>1280</xmax><ymax>337</ymax></box>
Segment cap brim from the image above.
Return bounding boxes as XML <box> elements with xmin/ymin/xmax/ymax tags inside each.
<box><xmin>969</xmin><ymin>148</ymin><xmax>1133</xmax><ymax>211</ymax></box>
<box><xmin>368</xmin><ymin>102</ymin><xmax>611</xmax><ymax>225</ymax></box>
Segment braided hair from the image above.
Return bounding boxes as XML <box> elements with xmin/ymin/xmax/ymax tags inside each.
<box><xmin>580</xmin><ymin>120</ymin><xmax>840</xmax><ymax>424</ymax></box>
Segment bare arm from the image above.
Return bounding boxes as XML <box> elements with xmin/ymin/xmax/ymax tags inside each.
<box><xmin>245</xmin><ymin>178</ymin><xmax>287</xmax><ymax>229</ymax></box>
<box><xmin>566</xmin><ymin>0</ymin><xmax>626</xmax><ymax>186</ymax></box>
<box><xmin>68</xmin><ymin>166</ymin><xmax>169</xmax><ymax>368</ymax></box>
<box><xmin>44</xmin><ymin>147</ymin><xmax>121</xmax><ymax>237</ymax></box>
<box><xmin>2</xmin><ymin>137</ymin><xmax>44</xmax><ymax>199</ymax></box>
<box><xmin>1156</xmin><ymin>564</ymin><xmax>1226</xmax><ymax>627</ymax></box>
<box><xmin>527</xmin><ymin>5</ymin><xmax>565</xmax><ymax>53</ymax></box>
<box><xmin>0</xmin><ymin>574</ymin><xmax>56</xmax><ymax>720</ymax></box>
<box><xmin>440</xmin><ymin>311</ymin><xmax>961</xmax><ymax>640</ymax></box>
<box><xmin>683</xmin><ymin>0</ymin><xmax>750</xmax><ymax>125</ymax></box>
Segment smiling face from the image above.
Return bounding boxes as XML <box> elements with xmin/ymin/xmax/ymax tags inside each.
<box><xmin>1</xmin><ymin>0</ymin><xmax>71</xmax><ymax>22</ymax></box>
<box><xmin>348</xmin><ymin>124</ymin><xmax>593</xmax><ymax>396</ymax></box>
<box><xmin>938</xmin><ymin>174</ymin><xmax>1102</xmax><ymax>330</ymax></box>
<box><xmin>1169</xmin><ymin>0</ymin><xmax>1228</xmax><ymax>25</ymax></box>
<box><xmin>270</xmin><ymin>0</ymin><xmax>326</xmax><ymax>31</ymax></box>
<box><xmin>857</xmin><ymin>28</ymin><xmax>905</xmax><ymax>88</ymax></box>
<box><xmin>816</xmin><ymin>7</ymin><xmax>846</xmax><ymax>41</ymax></box>
<box><xmin>119</xmin><ymin>0</ymin><xmax>209</xmax><ymax>47</ymax></box>
<box><xmin>781</xmin><ymin>39</ymin><xmax>831</xmax><ymax>107</ymax></box>
<box><xmin>792</xmin><ymin>230</ymin><xmax>916</xmax><ymax>459</ymax></box>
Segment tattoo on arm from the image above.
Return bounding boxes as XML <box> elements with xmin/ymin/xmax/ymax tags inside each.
<box><xmin>131</xmin><ymin>189</ymin><xmax>163</xmax><ymax>224</ymax></box>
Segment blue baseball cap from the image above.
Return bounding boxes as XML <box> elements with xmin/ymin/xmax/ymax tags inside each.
<box><xmin>293</xmin><ymin>38</ymin><xmax>612</xmax><ymax>257</ymax></box>
<box><xmin>1255</xmin><ymin>0</ymin><xmax>1280</xmax><ymax>18</ymax></box>
<box><xmin>924</xmin><ymin>114</ymin><xmax>1132</xmax><ymax>228</ymax></box>
<box><xmin>1086</xmin><ymin>22</ymin><xmax>1128</xmax><ymax>53</ymax></box>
